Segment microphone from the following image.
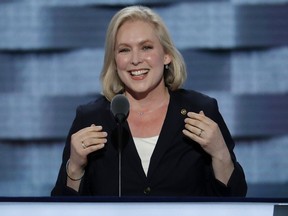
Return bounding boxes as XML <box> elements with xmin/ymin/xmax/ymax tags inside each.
<box><xmin>110</xmin><ymin>94</ymin><xmax>130</xmax><ymax>197</ymax></box>
<box><xmin>110</xmin><ymin>94</ymin><xmax>130</xmax><ymax>124</ymax></box>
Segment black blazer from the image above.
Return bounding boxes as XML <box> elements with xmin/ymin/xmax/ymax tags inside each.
<box><xmin>51</xmin><ymin>89</ymin><xmax>247</xmax><ymax>197</ymax></box>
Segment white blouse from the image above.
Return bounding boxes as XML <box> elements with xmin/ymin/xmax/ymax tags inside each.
<box><xmin>133</xmin><ymin>136</ymin><xmax>159</xmax><ymax>176</ymax></box>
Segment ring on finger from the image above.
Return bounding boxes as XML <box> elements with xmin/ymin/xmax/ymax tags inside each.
<box><xmin>81</xmin><ymin>141</ymin><xmax>87</xmax><ymax>149</ymax></box>
<box><xmin>198</xmin><ymin>129</ymin><xmax>203</xmax><ymax>137</ymax></box>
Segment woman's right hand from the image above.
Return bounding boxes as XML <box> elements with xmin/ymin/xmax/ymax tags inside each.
<box><xmin>67</xmin><ymin>124</ymin><xmax>107</xmax><ymax>180</ymax></box>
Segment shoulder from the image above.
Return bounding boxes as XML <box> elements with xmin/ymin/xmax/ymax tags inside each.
<box><xmin>76</xmin><ymin>94</ymin><xmax>110</xmax><ymax>116</ymax></box>
<box><xmin>170</xmin><ymin>89</ymin><xmax>227</xmax><ymax>129</ymax></box>
<box><xmin>170</xmin><ymin>89</ymin><xmax>217</xmax><ymax>107</ymax></box>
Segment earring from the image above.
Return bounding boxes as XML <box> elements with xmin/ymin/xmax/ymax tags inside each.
<box><xmin>165</xmin><ymin>64</ymin><xmax>169</xmax><ymax>70</ymax></box>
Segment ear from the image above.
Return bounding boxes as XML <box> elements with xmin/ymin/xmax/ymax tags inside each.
<box><xmin>164</xmin><ymin>54</ymin><xmax>172</xmax><ymax>65</ymax></box>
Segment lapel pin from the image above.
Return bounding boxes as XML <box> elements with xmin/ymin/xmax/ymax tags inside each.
<box><xmin>180</xmin><ymin>109</ymin><xmax>187</xmax><ymax>116</ymax></box>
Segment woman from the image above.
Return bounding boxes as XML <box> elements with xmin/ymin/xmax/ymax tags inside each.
<box><xmin>51</xmin><ymin>5</ymin><xmax>247</xmax><ymax>196</ymax></box>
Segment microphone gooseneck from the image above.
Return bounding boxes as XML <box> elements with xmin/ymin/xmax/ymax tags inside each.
<box><xmin>110</xmin><ymin>94</ymin><xmax>130</xmax><ymax>198</ymax></box>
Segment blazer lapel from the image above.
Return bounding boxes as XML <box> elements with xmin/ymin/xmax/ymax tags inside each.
<box><xmin>122</xmin><ymin>122</ymin><xmax>147</xmax><ymax>179</ymax></box>
<box><xmin>147</xmin><ymin>92</ymin><xmax>189</xmax><ymax>178</ymax></box>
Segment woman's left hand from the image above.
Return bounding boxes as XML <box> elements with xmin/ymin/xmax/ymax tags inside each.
<box><xmin>182</xmin><ymin>111</ymin><xmax>229</xmax><ymax>160</ymax></box>
<box><xmin>182</xmin><ymin>110</ymin><xmax>234</xmax><ymax>185</ymax></box>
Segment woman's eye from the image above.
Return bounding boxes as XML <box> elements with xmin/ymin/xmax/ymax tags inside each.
<box><xmin>118</xmin><ymin>48</ymin><xmax>129</xmax><ymax>53</ymax></box>
<box><xmin>143</xmin><ymin>45</ymin><xmax>153</xmax><ymax>50</ymax></box>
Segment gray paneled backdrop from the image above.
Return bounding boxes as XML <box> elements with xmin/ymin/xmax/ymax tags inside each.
<box><xmin>0</xmin><ymin>0</ymin><xmax>288</xmax><ymax>197</ymax></box>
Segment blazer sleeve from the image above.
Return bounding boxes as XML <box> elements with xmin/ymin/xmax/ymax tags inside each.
<box><xmin>51</xmin><ymin>105</ymin><xmax>87</xmax><ymax>196</ymax></box>
<box><xmin>204</xmin><ymin>98</ymin><xmax>247</xmax><ymax>197</ymax></box>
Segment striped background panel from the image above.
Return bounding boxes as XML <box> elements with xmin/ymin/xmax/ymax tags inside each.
<box><xmin>0</xmin><ymin>0</ymin><xmax>287</xmax><ymax>196</ymax></box>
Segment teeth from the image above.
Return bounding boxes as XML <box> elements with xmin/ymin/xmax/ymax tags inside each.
<box><xmin>130</xmin><ymin>70</ymin><xmax>148</xmax><ymax>76</ymax></box>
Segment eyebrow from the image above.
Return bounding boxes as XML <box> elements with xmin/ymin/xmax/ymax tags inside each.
<box><xmin>116</xmin><ymin>39</ymin><xmax>153</xmax><ymax>47</ymax></box>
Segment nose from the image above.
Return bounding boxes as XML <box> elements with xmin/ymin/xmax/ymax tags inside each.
<box><xmin>131</xmin><ymin>50</ymin><xmax>142</xmax><ymax>65</ymax></box>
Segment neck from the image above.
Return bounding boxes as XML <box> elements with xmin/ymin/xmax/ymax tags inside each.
<box><xmin>125</xmin><ymin>87</ymin><xmax>170</xmax><ymax>115</ymax></box>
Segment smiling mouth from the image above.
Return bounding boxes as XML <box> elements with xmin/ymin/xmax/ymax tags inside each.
<box><xmin>129</xmin><ymin>69</ymin><xmax>149</xmax><ymax>76</ymax></box>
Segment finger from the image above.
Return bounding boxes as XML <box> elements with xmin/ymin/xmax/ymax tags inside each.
<box><xmin>185</xmin><ymin>112</ymin><xmax>207</xmax><ymax>130</ymax></box>
<box><xmin>184</xmin><ymin>123</ymin><xmax>202</xmax><ymax>136</ymax></box>
<box><xmin>77</xmin><ymin>126</ymin><xmax>107</xmax><ymax>145</ymax></box>
<box><xmin>76</xmin><ymin>125</ymin><xmax>104</xmax><ymax>137</ymax></box>
<box><xmin>85</xmin><ymin>143</ymin><xmax>105</xmax><ymax>154</ymax></box>
<box><xmin>187</xmin><ymin>112</ymin><xmax>203</xmax><ymax>121</ymax></box>
<box><xmin>187</xmin><ymin>111</ymin><xmax>212</xmax><ymax>126</ymax></box>
<box><xmin>187</xmin><ymin>112</ymin><xmax>206</xmax><ymax>120</ymax></box>
<box><xmin>81</xmin><ymin>131</ymin><xmax>107</xmax><ymax>148</ymax></box>
<box><xmin>85</xmin><ymin>130</ymin><xmax>108</xmax><ymax>139</ymax></box>
<box><xmin>182</xmin><ymin>129</ymin><xmax>203</xmax><ymax>143</ymax></box>
<box><xmin>184</xmin><ymin>117</ymin><xmax>203</xmax><ymax>130</ymax></box>
<box><xmin>83</xmin><ymin>136</ymin><xmax>107</xmax><ymax>148</ymax></box>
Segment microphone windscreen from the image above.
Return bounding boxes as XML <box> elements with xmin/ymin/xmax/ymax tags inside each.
<box><xmin>110</xmin><ymin>94</ymin><xmax>130</xmax><ymax>123</ymax></box>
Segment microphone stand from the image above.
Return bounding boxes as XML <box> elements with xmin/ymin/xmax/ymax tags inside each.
<box><xmin>116</xmin><ymin>113</ymin><xmax>125</xmax><ymax>198</ymax></box>
<box><xmin>117</xmin><ymin>123</ymin><xmax>123</xmax><ymax>197</ymax></box>
<box><xmin>111</xmin><ymin>94</ymin><xmax>129</xmax><ymax>198</ymax></box>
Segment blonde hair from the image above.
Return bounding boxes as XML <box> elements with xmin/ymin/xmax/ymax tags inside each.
<box><xmin>100</xmin><ymin>5</ymin><xmax>187</xmax><ymax>101</ymax></box>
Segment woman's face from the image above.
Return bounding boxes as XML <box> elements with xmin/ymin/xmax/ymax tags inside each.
<box><xmin>115</xmin><ymin>20</ymin><xmax>171</xmax><ymax>97</ymax></box>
